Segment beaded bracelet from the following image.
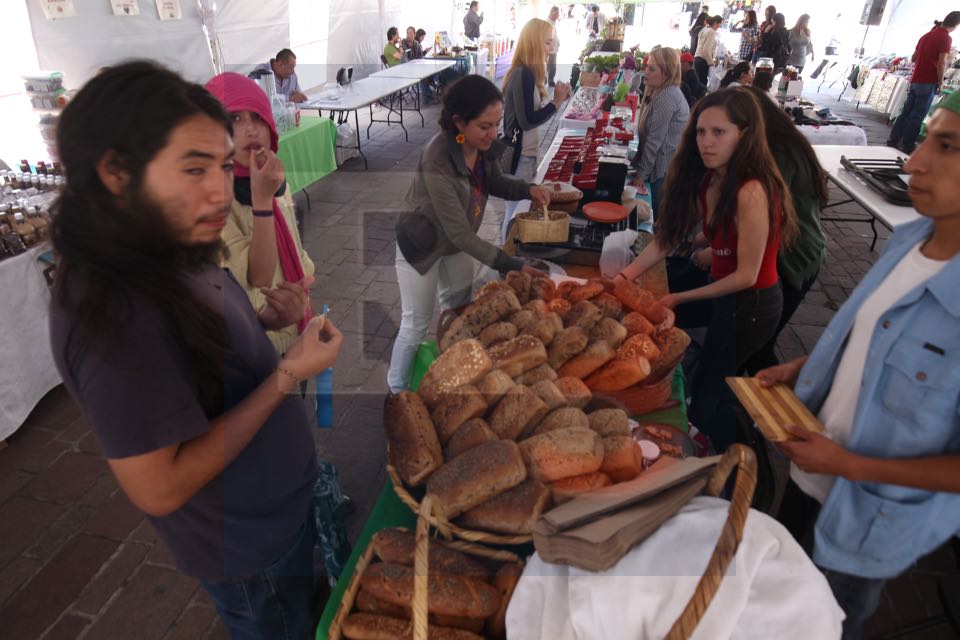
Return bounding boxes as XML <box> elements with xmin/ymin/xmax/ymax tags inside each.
<box><xmin>253</xmin><ymin>209</ymin><xmax>273</xmax><ymax>218</ymax></box>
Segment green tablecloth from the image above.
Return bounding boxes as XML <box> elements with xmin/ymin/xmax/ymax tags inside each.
<box><xmin>278</xmin><ymin>116</ymin><xmax>337</xmax><ymax>194</ymax></box>
<box><xmin>315</xmin><ymin>363</ymin><xmax>688</xmax><ymax>639</ymax></box>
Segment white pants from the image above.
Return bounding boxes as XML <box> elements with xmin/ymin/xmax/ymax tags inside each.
<box><xmin>387</xmin><ymin>244</ymin><xmax>474</xmax><ymax>392</ymax></box>
<box><xmin>501</xmin><ymin>154</ymin><xmax>538</xmax><ymax>244</ymax></box>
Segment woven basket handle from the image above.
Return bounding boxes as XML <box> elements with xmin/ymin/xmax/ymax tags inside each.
<box><xmin>412</xmin><ymin>495</ymin><xmax>434</xmax><ymax>640</ymax></box>
<box><xmin>436</xmin><ymin>308</ymin><xmax>460</xmax><ymax>345</ymax></box>
<box><xmin>664</xmin><ymin>444</ymin><xmax>757</xmax><ymax>640</ymax></box>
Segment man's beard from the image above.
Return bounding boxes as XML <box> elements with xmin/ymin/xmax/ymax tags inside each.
<box><xmin>126</xmin><ymin>184</ymin><xmax>226</xmax><ymax>273</ymax></box>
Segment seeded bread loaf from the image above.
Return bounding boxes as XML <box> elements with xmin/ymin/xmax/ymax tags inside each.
<box><xmin>419</xmin><ymin>339</ymin><xmax>492</xmax><ymax>408</ymax></box>
<box><xmin>384</xmin><ymin>392</ymin><xmax>443</xmax><ymax>487</ymax></box>
<box><xmin>487</xmin><ymin>384</ymin><xmax>550</xmax><ymax>440</ymax></box>
<box><xmin>430</xmin><ymin>385</ymin><xmax>488</xmax><ymax>444</ymax></box>
<box><xmin>425</xmin><ymin>440</ymin><xmax>527</xmax><ymax>518</ymax></box>
<box><xmin>519</xmin><ymin>427</ymin><xmax>604</xmax><ymax>482</ymax></box>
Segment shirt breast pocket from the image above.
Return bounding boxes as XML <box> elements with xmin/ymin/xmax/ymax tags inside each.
<box><xmin>880</xmin><ymin>338</ymin><xmax>960</xmax><ymax>426</ymax></box>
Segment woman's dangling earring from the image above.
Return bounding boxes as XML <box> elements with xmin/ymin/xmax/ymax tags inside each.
<box><xmin>456</xmin><ymin>132</ymin><xmax>465</xmax><ymax>144</ymax></box>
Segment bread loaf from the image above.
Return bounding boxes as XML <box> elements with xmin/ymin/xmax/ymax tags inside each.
<box><xmin>550</xmin><ymin>471</ymin><xmax>612</xmax><ymax>504</ymax></box>
<box><xmin>642</xmin><ymin>300</ymin><xmax>671</xmax><ymax>325</ymax></box>
<box><xmin>548</xmin><ymin>297</ymin><xmax>572</xmax><ymax>320</ymax></box>
<box><xmin>361</xmin><ymin>563</ymin><xmax>501</xmax><ymax>619</ymax></box>
<box><xmin>457</xmin><ymin>479</ymin><xmax>551</xmax><ymax>534</ymax></box>
<box><xmin>612</xmin><ymin>278</ymin><xmax>657</xmax><ymax>313</ymax></box>
<box><xmin>519</xmin><ymin>427</ymin><xmax>604</xmax><ymax>482</ymax></box>
<box><xmin>531</xmin><ymin>407</ymin><xmax>590</xmax><ymax>436</ymax></box>
<box><xmin>583</xmin><ymin>357</ymin><xmax>651</xmax><ymax>391</ymax></box>
<box><xmin>530</xmin><ymin>276</ymin><xmax>556</xmax><ymax>301</ymax></box>
<box><xmin>384</xmin><ymin>392</ymin><xmax>443</xmax><ymax>487</ymax></box>
<box><xmin>487</xmin><ymin>335</ymin><xmax>548</xmax><ymax>378</ymax></box>
<box><xmin>505</xmin><ymin>270</ymin><xmax>532</xmax><ymax>304</ymax></box>
<box><xmin>488</xmin><ymin>384</ymin><xmax>550</xmax><ymax>440</ymax></box>
<box><xmin>557</xmin><ymin>340</ymin><xmax>616</xmax><ymax>379</ymax></box>
<box><xmin>522</xmin><ymin>299</ymin><xmax>550</xmax><ymax>317</ymax></box>
<box><xmin>370</xmin><ymin>528</ymin><xmax>489</xmax><ymax>579</ymax></box>
<box><xmin>419</xmin><ymin>340</ymin><xmax>492</xmax><ymax>408</ymax></box>
<box><xmin>648</xmin><ymin>326</ymin><xmax>692</xmax><ymax>382</ymax></box>
<box><xmin>592</xmin><ymin>292</ymin><xmax>624</xmax><ymax>319</ymax></box>
<box><xmin>589</xmin><ymin>276</ymin><xmax>616</xmax><ymax>294</ymax></box>
<box><xmin>485</xmin><ymin>562</ymin><xmax>524</xmax><ymax>639</ymax></box>
<box><xmin>565</xmin><ymin>300</ymin><xmax>603</xmax><ymax>332</ymax></box>
<box><xmin>589</xmin><ymin>317</ymin><xmax>628</xmax><ymax>349</ymax></box>
<box><xmin>341</xmin><ymin>612</ymin><xmax>485</xmax><ymax>639</ymax></box>
<box><xmin>431</xmin><ymin>385</ymin><xmax>488</xmax><ymax>444</ymax></box>
<box><xmin>355</xmin><ymin>589</ymin><xmax>408</xmax><ymax>618</ymax></box>
<box><xmin>439</xmin><ymin>289</ymin><xmax>521</xmax><ymax>352</ymax></box>
<box><xmin>476</xmin><ymin>369</ymin><xmax>514</xmax><ymax>406</ymax></box>
<box><xmin>520</xmin><ymin>316</ymin><xmax>558</xmax><ymax>347</ymax></box>
<box><xmin>541</xmin><ymin>311</ymin><xmax>565</xmax><ymax>335</ymax></box>
<box><xmin>556</xmin><ymin>280</ymin><xmax>579</xmax><ymax>300</ymax></box>
<box><xmin>530</xmin><ymin>379</ymin><xmax>568</xmax><ymax>411</ymax></box>
<box><xmin>507</xmin><ymin>309</ymin><xmax>535</xmax><ymax>331</ymax></box>
<box><xmin>600</xmin><ymin>436</ymin><xmax>643</xmax><ymax>482</ymax></box>
<box><xmin>431</xmin><ymin>615</ymin><xmax>485</xmax><ymax>634</ymax></box>
<box><xmin>443</xmin><ymin>418</ymin><xmax>497</xmax><ymax>461</ymax></box>
<box><xmin>618</xmin><ymin>333</ymin><xmax>662</xmax><ymax>364</ymax></box>
<box><xmin>588</xmin><ymin>408</ymin><xmax>630</xmax><ymax>437</ymax></box>
<box><xmin>554</xmin><ymin>377</ymin><xmax>592</xmax><ymax>409</ymax></box>
<box><xmin>425</xmin><ymin>440</ymin><xmax>527</xmax><ymax>518</ymax></box>
<box><xmin>567</xmin><ymin>281</ymin><xmax>605</xmax><ymax>303</ymax></box>
<box><xmin>477</xmin><ymin>322</ymin><xmax>518</xmax><ymax>349</ymax></box>
<box><xmin>472</xmin><ymin>279</ymin><xmax>512</xmax><ymax>302</ymax></box>
<box><xmin>547</xmin><ymin>326</ymin><xmax>589</xmax><ymax>369</ymax></box>
<box><xmin>514</xmin><ymin>363</ymin><xmax>557</xmax><ymax>386</ymax></box>
<box><xmin>622</xmin><ymin>311</ymin><xmax>656</xmax><ymax>336</ymax></box>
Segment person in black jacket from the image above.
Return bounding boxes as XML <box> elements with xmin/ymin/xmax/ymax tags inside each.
<box><xmin>689</xmin><ymin>5</ymin><xmax>709</xmax><ymax>52</ymax></box>
<box><xmin>680</xmin><ymin>52</ymin><xmax>706</xmax><ymax>105</ymax></box>
<box><xmin>758</xmin><ymin>13</ymin><xmax>791</xmax><ymax>72</ymax></box>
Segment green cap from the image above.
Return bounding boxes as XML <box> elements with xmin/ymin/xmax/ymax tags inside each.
<box><xmin>934</xmin><ymin>90</ymin><xmax>960</xmax><ymax>117</ymax></box>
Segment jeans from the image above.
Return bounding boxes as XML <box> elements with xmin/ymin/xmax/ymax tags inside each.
<box><xmin>547</xmin><ymin>53</ymin><xmax>558</xmax><ymax>86</ymax></box>
<box><xmin>743</xmin><ymin>269</ymin><xmax>819</xmax><ymax>374</ymax></box>
<box><xmin>777</xmin><ymin>481</ymin><xmax>887</xmax><ymax>639</ymax></box>
<box><xmin>694</xmin><ymin>57</ymin><xmax>710</xmax><ymax>87</ymax></box>
<box><xmin>502</xmin><ymin>155</ymin><xmax>538</xmax><ymax>243</ymax></box>
<box><xmin>887</xmin><ymin>82</ymin><xmax>937</xmax><ymax>152</ymax></box>
<box><xmin>387</xmin><ymin>245</ymin><xmax>474</xmax><ymax>392</ymax></box>
<box><xmin>687</xmin><ymin>283</ymin><xmax>783</xmax><ymax>452</ymax></box>
<box><xmin>201</xmin><ymin>508</ymin><xmax>316</xmax><ymax>639</ymax></box>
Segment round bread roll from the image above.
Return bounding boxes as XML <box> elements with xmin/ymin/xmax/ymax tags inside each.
<box><xmin>514</xmin><ymin>363</ymin><xmax>558</xmax><ymax>386</ymax></box>
<box><xmin>588</xmin><ymin>408</ymin><xmax>630</xmax><ymax>437</ymax></box>
<box><xmin>523</xmin><ymin>299</ymin><xmax>550</xmax><ymax>317</ymax></box>
<box><xmin>589</xmin><ymin>317</ymin><xmax>628</xmax><ymax>349</ymax></box>
<box><xmin>565</xmin><ymin>300</ymin><xmax>603</xmax><ymax>332</ymax></box>
<box><xmin>547</xmin><ymin>326</ymin><xmax>590</xmax><ymax>370</ymax></box>
<box><xmin>622</xmin><ymin>311</ymin><xmax>656</xmax><ymax>336</ymax></box>
<box><xmin>520</xmin><ymin>317</ymin><xmax>558</xmax><ymax>347</ymax></box>
<box><xmin>507</xmin><ymin>309</ymin><xmax>536</xmax><ymax>332</ymax></box>
<box><xmin>530</xmin><ymin>276</ymin><xmax>557</xmax><ymax>301</ymax></box>
<box><xmin>567</xmin><ymin>281</ymin><xmax>605</xmax><ymax>303</ymax></box>
<box><xmin>477</xmin><ymin>369</ymin><xmax>515</xmax><ymax>406</ymax></box>
<box><xmin>548</xmin><ymin>297</ymin><xmax>573</xmax><ymax>320</ymax></box>
<box><xmin>554</xmin><ymin>376</ymin><xmax>592</xmax><ymax>409</ymax></box>
<box><xmin>592</xmin><ymin>292</ymin><xmax>624</xmax><ymax>320</ymax></box>
<box><xmin>600</xmin><ymin>435</ymin><xmax>643</xmax><ymax>482</ymax></box>
<box><xmin>478</xmin><ymin>321</ymin><xmax>519</xmax><ymax>349</ymax></box>
<box><xmin>505</xmin><ymin>270</ymin><xmax>533</xmax><ymax>304</ymax></box>
<box><xmin>531</xmin><ymin>407</ymin><xmax>590</xmax><ymax>436</ymax></box>
<box><xmin>557</xmin><ymin>340</ymin><xmax>616</xmax><ymax>379</ymax></box>
<box><xmin>530</xmin><ymin>379</ymin><xmax>568</xmax><ymax>411</ymax></box>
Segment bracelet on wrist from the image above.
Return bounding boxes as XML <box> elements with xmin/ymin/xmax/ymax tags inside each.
<box><xmin>276</xmin><ymin>366</ymin><xmax>300</xmax><ymax>386</ymax></box>
<box><xmin>253</xmin><ymin>209</ymin><xmax>273</xmax><ymax>218</ymax></box>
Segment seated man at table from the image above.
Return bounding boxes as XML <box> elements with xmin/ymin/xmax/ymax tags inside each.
<box><xmin>679</xmin><ymin>51</ymin><xmax>706</xmax><ymax>106</ymax></box>
<box><xmin>401</xmin><ymin>27</ymin><xmax>426</xmax><ymax>60</ymax></box>
<box><xmin>250</xmin><ymin>48</ymin><xmax>307</xmax><ymax>103</ymax></box>
<box><xmin>384</xmin><ymin>27</ymin><xmax>404</xmax><ymax>67</ymax></box>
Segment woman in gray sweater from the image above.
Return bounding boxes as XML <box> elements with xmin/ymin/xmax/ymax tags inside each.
<box><xmin>631</xmin><ymin>46</ymin><xmax>690</xmax><ymax>217</ymax></box>
<box><xmin>387</xmin><ymin>76</ymin><xmax>550</xmax><ymax>392</ymax></box>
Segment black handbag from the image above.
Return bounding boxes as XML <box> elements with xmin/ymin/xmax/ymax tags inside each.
<box><xmin>498</xmin><ymin>124</ymin><xmax>524</xmax><ymax>175</ymax></box>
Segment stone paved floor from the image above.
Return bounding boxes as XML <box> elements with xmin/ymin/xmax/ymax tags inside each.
<box><xmin>0</xmin><ymin>88</ymin><xmax>955</xmax><ymax>639</ymax></box>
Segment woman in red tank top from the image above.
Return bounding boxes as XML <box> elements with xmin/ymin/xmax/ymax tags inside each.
<box><xmin>616</xmin><ymin>88</ymin><xmax>798</xmax><ymax>452</ymax></box>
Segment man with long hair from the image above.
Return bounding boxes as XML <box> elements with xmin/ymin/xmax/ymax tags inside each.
<box><xmin>49</xmin><ymin>61</ymin><xmax>343</xmax><ymax>638</ymax></box>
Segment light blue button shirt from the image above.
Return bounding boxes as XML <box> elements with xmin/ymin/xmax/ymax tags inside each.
<box><xmin>251</xmin><ymin>62</ymin><xmax>301</xmax><ymax>100</ymax></box>
<box><xmin>794</xmin><ymin>217</ymin><xmax>960</xmax><ymax>579</ymax></box>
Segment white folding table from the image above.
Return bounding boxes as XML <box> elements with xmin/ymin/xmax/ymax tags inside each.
<box><xmin>813</xmin><ymin>145</ymin><xmax>920</xmax><ymax>250</ymax></box>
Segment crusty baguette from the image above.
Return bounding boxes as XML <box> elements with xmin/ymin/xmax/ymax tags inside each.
<box><xmin>557</xmin><ymin>340</ymin><xmax>616</xmax><ymax>379</ymax></box>
<box><xmin>443</xmin><ymin>418</ymin><xmax>498</xmax><ymax>461</ymax></box>
<box><xmin>487</xmin><ymin>335</ymin><xmax>548</xmax><ymax>378</ymax></box>
<box><xmin>600</xmin><ymin>435</ymin><xmax>644</xmax><ymax>482</ymax></box>
<box><xmin>457</xmin><ymin>479</ymin><xmax>551</xmax><ymax>535</ymax></box>
<box><xmin>439</xmin><ymin>289</ymin><xmax>521</xmax><ymax>352</ymax></box>
<box><xmin>419</xmin><ymin>339</ymin><xmax>492</xmax><ymax>408</ymax></box>
<box><xmin>430</xmin><ymin>385</ymin><xmax>488</xmax><ymax>444</ymax></box>
<box><xmin>360</xmin><ymin>563</ymin><xmax>501</xmax><ymax>619</ymax></box>
<box><xmin>384</xmin><ymin>392</ymin><xmax>443</xmax><ymax>487</ymax></box>
<box><xmin>341</xmin><ymin>612</ymin><xmax>484</xmax><ymax>640</ymax></box>
<box><xmin>587</xmin><ymin>408</ymin><xmax>631</xmax><ymax>437</ymax></box>
<box><xmin>370</xmin><ymin>528</ymin><xmax>488</xmax><ymax>579</ymax></box>
<box><xmin>425</xmin><ymin>440</ymin><xmax>527</xmax><ymax>518</ymax></box>
<box><xmin>355</xmin><ymin>588</ymin><xmax>408</xmax><ymax>618</ymax></box>
<box><xmin>487</xmin><ymin>384</ymin><xmax>550</xmax><ymax>441</ymax></box>
<box><xmin>519</xmin><ymin>427</ymin><xmax>604</xmax><ymax>482</ymax></box>
<box><xmin>554</xmin><ymin>376</ymin><xmax>592</xmax><ymax>409</ymax></box>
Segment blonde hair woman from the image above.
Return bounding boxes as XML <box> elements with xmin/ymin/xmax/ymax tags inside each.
<box><xmin>630</xmin><ymin>46</ymin><xmax>689</xmax><ymax>217</ymax></box>
<box><xmin>500</xmin><ymin>17</ymin><xmax>571</xmax><ymax>242</ymax></box>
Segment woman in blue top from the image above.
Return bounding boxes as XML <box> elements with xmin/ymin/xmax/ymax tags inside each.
<box><xmin>759</xmin><ymin>93</ymin><xmax>960</xmax><ymax>639</ymax></box>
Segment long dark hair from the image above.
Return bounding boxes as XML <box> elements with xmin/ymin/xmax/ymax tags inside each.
<box><xmin>741</xmin><ymin>86</ymin><xmax>828</xmax><ymax>208</ymax></box>
<box><xmin>52</xmin><ymin>61</ymin><xmax>232</xmax><ymax>418</ymax></box>
<box><xmin>439</xmin><ymin>75</ymin><xmax>503</xmax><ymax>132</ymax></box>
<box><xmin>742</xmin><ymin>9</ymin><xmax>757</xmax><ymax>28</ymax></box>
<box><xmin>937</xmin><ymin>11</ymin><xmax>960</xmax><ymax>28</ymax></box>
<box><xmin>656</xmin><ymin>88</ymin><xmax>798</xmax><ymax>250</ymax></box>
<box><xmin>721</xmin><ymin>62</ymin><xmax>752</xmax><ymax>87</ymax></box>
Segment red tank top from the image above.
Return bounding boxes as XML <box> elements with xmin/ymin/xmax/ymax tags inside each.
<box><xmin>700</xmin><ymin>176</ymin><xmax>781</xmax><ymax>289</ymax></box>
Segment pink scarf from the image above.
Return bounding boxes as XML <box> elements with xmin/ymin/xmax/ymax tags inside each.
<box><xmin>205</xmin><ymin>72</ymin><xmax>312</xmax><ymax>333</ymax></box>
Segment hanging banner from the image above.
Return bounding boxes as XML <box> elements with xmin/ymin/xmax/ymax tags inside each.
<box><xmin>110</xmin><ymin>0</ymin><xmax>140</xmax><ymax>16</ymax></box>
<box><xmin>155</xmin><ymin>0</ymin><xmax>182</xmax><ymax>20</ymax></box>
<box><xmin>38</xmin><ymin>0</ymin><xmax>76</xmax><ymax>20</ymax></box>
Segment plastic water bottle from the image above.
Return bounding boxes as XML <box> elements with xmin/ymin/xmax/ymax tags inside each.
<box><xmin>315</xmin><ymin>304</ymin><xmax>334</xmax><ymax>428</ymax></box>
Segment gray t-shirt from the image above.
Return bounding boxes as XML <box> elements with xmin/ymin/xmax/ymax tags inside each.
<box><xmin>50</xmin><ymin>266</ymin><xmax>317</xmax><ymax>581</ymax></box>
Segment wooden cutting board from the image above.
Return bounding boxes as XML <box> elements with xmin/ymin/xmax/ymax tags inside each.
<box><xmin>726</xmin><ymin>377</ymin><xmax>824</xmax><ymax>442</ymax></box>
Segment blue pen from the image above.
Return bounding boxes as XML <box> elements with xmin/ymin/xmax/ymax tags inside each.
<box><xmin>315</xmin><ymin>304</ymin><xmax>334</xmax><ymax>428</ymax></box>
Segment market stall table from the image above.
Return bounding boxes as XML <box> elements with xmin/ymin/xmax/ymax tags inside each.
<box><xmin>0</xmin><ymin>244</ymin><xmax>61</xmax><ymax>442</ymax></box>
<box><xmin>371</xmin><ymin>59</ymin><xmax>457</xmax><ymax>124</ymax></box>
<box><xmin>797</xmin><ymin>123</ymin><xmax>868</xmax><ymax>146</ymax></box>
<box><xmin>277</xmin><ymin>116</ymin><xmax>337</xmax><ymax>198</ymax></box>
<box><xmin>301</xmin><ymin>76</ymin><xmax>422</xmax><ymax>170</ymax></box>
<box><xmin>814</xmin><ymin>145</ymin><xmax>920</xmax><ymax>250</ymax></box>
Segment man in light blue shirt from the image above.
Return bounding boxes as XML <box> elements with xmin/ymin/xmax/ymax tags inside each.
<box><xmin>759</xmin><ymin>92</ymin><xmax>960</xmax><ymax>638</ymax></box>
<box><xmin>250</xmin><ymin>48</ymin><xmax>306</xmax><ymax>103</ymax></box>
